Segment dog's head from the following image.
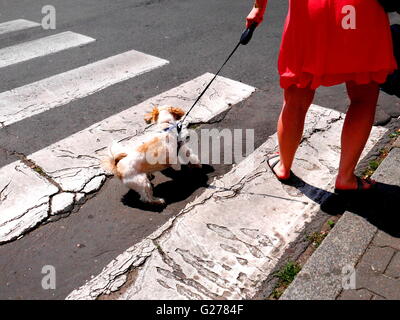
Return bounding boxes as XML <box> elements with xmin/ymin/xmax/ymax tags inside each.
<box><xmin>144</xmin><ymin>106</ymin><xmax>185</xmax><ymax>124</ymax></box>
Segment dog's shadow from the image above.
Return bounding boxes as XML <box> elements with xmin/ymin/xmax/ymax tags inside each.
<box><xmin>288</xmin><ymin>174</ymin><xmax>400</xmax><ymax>237</ymax></box>
<box><xmin>121</xmin><ymin>165</ymin><xmax>214</xmax><ymax>212</ymax></box>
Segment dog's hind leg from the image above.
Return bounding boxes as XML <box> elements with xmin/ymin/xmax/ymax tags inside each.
<box><xmin>123</xmin><ymin>173</ymin><xmax>165</xmax><ymax>205</ymax></box>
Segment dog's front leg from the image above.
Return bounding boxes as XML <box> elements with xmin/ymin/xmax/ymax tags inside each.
<box><xmin>170</xmin><ymin>162</ymin><xmax>182</xmax><ymax>171</ymax></box>
<box><xmin>147</xmin><ymin>173</ymin><xmax>155</xmax><ymax>181</ymax></box>
<box><xmin>179</xmin><ymin>144</ymin><xmax>202</xmax><ymax>168</ymax></box>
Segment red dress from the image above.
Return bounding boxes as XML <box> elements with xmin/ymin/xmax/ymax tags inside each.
<box><xmin>279</xmin><ymin>0</ymin><xmax>397</xmax><ymax>89</ymax></box>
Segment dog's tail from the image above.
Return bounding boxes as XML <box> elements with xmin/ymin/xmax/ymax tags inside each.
<box><xmin>101</xmin><ymin>141</ymin><xmax>128</xmax><ymax>177</ymax></box>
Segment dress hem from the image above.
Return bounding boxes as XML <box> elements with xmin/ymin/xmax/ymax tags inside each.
<box><xmin>280</xmin><ymin>70</ymin><xmax>396</xmax><ymax>90</ymax></box>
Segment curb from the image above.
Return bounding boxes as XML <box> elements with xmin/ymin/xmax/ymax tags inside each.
<box><xmin>281</xmin><ymin>135</ymin><xmax>400</xmax><ymax>300</ymax></box>
<box><xmin>280</xmin><ymin>212</ymin><xmax>377</xmax><ymax>300</ymax></box>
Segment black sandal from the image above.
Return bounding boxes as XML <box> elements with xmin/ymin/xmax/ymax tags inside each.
<box><xmin>267</xmin><ymin>153</ymin><xmax>293</xmax><ymax>184</ymax></box>
<box><xmin>334</xmin><ymin>176</ymin><xmax>377</xmax><ymax>195</ymax></box>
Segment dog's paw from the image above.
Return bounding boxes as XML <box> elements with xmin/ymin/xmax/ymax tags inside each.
<box><xmin>188</xmin><ymin>163</ymin><xmax>202</xmax><ymax>169</ymax></box>
<box><xmin>171</xmin><ymin>163</ymin><xmax>182</xmax><ymax>171</ymax></box>
<box><xmin>151</xmin><ymin>198</ymin><xmax>166</xmax><ymax>206</ymax></box>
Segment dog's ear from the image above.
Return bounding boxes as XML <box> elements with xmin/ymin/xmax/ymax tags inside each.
<box><xmin>144</xmin><ymin>107</ymin><xmax>159</xmax><ymax>124</ymax></box>
<box><xmin>168</xmin><ymin>107</ymin><xmax>185</xmax><ymax>120</ymax></box>
<box><xmin>144</xmin><ymin>113</ymin><xmax>153</xmax><ymax>124</ymax></box>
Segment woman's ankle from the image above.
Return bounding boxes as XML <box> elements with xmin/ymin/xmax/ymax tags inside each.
<box><xmin>335</xmin><ymin>173</ymin><xmax>357</xmax><ymax>189</ymax></box>
<box><xmin>275</xmin><ymin>161</ymin><xmax>291</xmax><ymax>179</ymax></box>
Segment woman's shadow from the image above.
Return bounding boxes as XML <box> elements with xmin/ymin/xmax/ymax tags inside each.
<box><xmin>121</xmin><ymin>165</ymin><xmax>214</xmax><ymax>212</ymax></box>
<box><xmin>288</xmin><ymin>174</ymin><xmax>400</xmax><ymax>237</ymax></box>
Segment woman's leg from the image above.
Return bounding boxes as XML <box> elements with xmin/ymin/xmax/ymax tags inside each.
<box><xmin>270</xmin><ymin>85</ymin><xmax>316</xmax><ymax>179</ymax></box>
<box><xmin>335</xmin><ymin>81</ymin><xmax>380</xmax><ymax>190</ymax></box>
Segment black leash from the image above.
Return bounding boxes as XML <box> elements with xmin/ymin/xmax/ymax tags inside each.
<box><xmin>169</xmin><ymin>23</ymin><xmax>258</xmax><ymax>134</ymax></box>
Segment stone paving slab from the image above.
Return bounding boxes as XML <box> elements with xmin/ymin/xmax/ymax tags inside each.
<box><xmin>67</xmin><ymin>105</ymin><xmax>386</xmax><ymax>300</ymax></box>
<box><xmin>373</xmin><ymin>231</ymin><xmax>400</xmax><ymax>252</ymax></box>
<box><xmin>385</xmin><ymin>252</ymin><xmax>400</xmax><ymax>279</ymax></box>
<box><xmin>0</xmin><ymin>162</ymin><xmax>59</xmax><ymax>243</ymax></box>
<box><xmin>282</xmin><ymin>133</ymin><xmax>400</xmax><ymax>300</ymax></box>
<box><xmin>338</xmin><ymin>288</ymin><xmax>374</xmax><ymax>300</ymax></box>
<box><xmin>359</xmin><ymin>246</ymin><xmax>395</xmax><ymax>273</ymax></box>
<box><xmin>353</xmin><ymin>246</ymin><xmax>400</xmax><ymax>300</ymax></box>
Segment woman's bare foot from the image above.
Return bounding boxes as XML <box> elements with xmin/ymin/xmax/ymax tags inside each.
<box><xmin>267</xmin><ymin>153</ymin><xmax>291</xmax><ymax>181</ymax></box>
<box><xmin>335</xmin><ymin>175</ymin><xmax>376</xmax><ymax>191</ymax></box>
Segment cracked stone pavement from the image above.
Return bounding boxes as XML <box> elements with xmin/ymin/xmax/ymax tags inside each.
<box><xmin>66</xmin><ymin>105</ymin><xmax>387</xmax><ymax>300</ymax></box>
<box><xmin>0</xmin><ymin>162</ymin><xmax>58</xmax><ymax>243</ymax></box>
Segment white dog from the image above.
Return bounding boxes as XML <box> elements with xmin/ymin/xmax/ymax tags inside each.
<box><xmin>102</xmin><ymin>105</ymin><xmax>201</xmax><ymax>205</ymax></box>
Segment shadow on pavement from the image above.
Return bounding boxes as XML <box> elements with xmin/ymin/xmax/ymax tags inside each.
<box><xmin>289</xmin><ymin>174</ymin><xmax>400</xmax><ymax>238</ymax></box>
<box><xmin>339</xmin><ymin>183</ymin><xmax>400</xmax><ymax>238</ymax></box>
<box><xmin>121</xmin><ymin>165</ymin><xmax>214</xmax><ymax>212</ymax></box>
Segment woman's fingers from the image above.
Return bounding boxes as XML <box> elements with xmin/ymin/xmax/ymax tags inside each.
<box><xmin>246</xmin><ymin>8</ymin><xmax>265</xmax><ymax>28</ymax></box>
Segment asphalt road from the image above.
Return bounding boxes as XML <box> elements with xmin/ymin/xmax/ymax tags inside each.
<box><xmin>0</xmin><ymin>0</ymin><xmax>399</xmax><ymax>300</ymax></box>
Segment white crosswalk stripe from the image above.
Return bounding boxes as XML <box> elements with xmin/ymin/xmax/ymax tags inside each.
<box><xmin>0</xmin><ymin>72</ymin><xmax>255</xmax><ymax>243</ymax></box>
<box><xmin>29</xmin><ymin>73</ymin><xmax>255</xmax><ymax>192</ymax></box>
<box><xmin>0</xmin><ymin>31</ymin><xmax>95</xmax><ymax>69</ymax></box>
<box><xmin>0</xmin><ymin>50</ymin><xmax>169</xmax><ymax>126</ymax></box>
<box><xmin>0</xmin><ymin>19</ymin><xmax>40</xmax><ymax>35</ymax></box>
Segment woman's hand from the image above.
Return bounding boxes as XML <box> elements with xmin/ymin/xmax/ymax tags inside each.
<box><xmin>246</xmin><ymin>6</ymin><xmax>266</xmax><ymax>28</ymax></box>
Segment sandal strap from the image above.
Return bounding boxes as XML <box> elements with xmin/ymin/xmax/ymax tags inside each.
<box><xmin>269</xmin><ymin>158</ymin><xmax>280</xmax><ymax>169</ymax></box>
<box><xmin>356</xmin><ymin>176</ymin><xmax>364</xmax><ymax>190</ymax></box>
<box><xmin>268</xmin><ymin>154</ymin><xmax>280</xmax><ymax>169</ymax></box>
<box><xmin>356</xmin><ymin>176</ymin><xmax>376</xmax><ymax>190</ymax></box>
<box><xmin>365</xmin><ymin>177</ymin><xmax>376</xmax><ymax>185</ymax></box>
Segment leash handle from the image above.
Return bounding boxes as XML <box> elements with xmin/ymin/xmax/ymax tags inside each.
<box><xmin>240</xmin><ymin>22</ymin><xmax>258</xmax><ymax>45</ymax></box>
